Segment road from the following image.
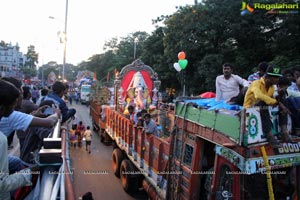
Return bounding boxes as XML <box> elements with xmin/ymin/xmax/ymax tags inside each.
<box><xmin>69</xmin><ymin>103</ymin><xmax>147</xmax><ymax>200</ymax></box>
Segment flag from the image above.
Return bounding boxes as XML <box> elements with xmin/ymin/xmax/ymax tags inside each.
<box><xmin>106</xmin><ymin>71</ymin><xmax>110</xmax><ymax>82</ymax></box>
<box><xmin>93</xmin><ymin>72</ymin><xmax>97</xmax><ymax>81</ymax></box>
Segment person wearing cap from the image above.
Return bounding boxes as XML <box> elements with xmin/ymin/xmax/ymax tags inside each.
<box><xmin>244</xmin><ymin>66</ymin><xmax>290</xmax><ymax>147</ymax></box>
<box><xmin>215</xmin><ymin>63</ymin><xmax>249</xmax><ymax>102</ymax></box>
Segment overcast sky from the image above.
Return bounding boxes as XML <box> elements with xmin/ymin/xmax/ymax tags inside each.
<box><xmin>0</xmin><ymin>0</ymin><xmax>195</xmax><ymax>65</ymax></box>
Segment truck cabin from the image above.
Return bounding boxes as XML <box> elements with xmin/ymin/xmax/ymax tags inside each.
<box><xmin>171</xmin><ymin>99</ymin><xmax>300</xmax><ymax>200</ymax></box>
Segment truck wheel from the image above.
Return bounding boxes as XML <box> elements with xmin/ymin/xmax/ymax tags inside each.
<box><xmin>112</xmin><ymin>148</ymin><xmax>123</xmax><ymax>177</ymax></box>
<box><xmin>120</xmin><ymin>159</ymin><xmax>137</xmax><ymax>192</ymax></box>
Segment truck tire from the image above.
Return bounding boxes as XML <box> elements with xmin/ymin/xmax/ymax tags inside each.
<box><xmin>120</xmin><ymin>159</ymin><xmax>137</xmax><ymax>192</ymax></box>
<box><xmin>112</xmin><ymin>148</ymin><xmax>123</xmax><ymax>177</ymax></box>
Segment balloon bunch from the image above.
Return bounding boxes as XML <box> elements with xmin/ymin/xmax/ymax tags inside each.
<box><xmin>173</xmin><ymin>51</ymin><xmax>188</xmax><ymax>72</ymax></box>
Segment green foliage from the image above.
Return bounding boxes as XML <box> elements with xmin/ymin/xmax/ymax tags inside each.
<box><xmin>37</xmin><ymin>62</ymin><xmax>78</xmax><ymax>83</ymax></box>
<box><xmin>25</xmin><ymin>45</ymin><xmax>38</xmax><ymax>69</ymax></box>
<box><xmin>0</xmin><ymin>41</ymin><xmax>8</xmax><ymax>47</ymax></box>
<box><xmin>74</xmin><ymin>0</ymin><xmax>300</xmax><ymax>95</ymax></box>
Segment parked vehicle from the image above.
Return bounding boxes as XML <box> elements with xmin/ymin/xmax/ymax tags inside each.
<box><xmin>80</xmin><ymin>84</ymin><xmax>91</xmax><ymax>104</ymax></box>
<box><xmin>90</xmin><ymin>59</ymin><xmax>300</xmax><ymax>200</ymax></box>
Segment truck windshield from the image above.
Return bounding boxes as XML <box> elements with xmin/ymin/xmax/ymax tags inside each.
<box><xmin>81</xmin><ymin>87</ymin><xmax>90</xmax><ymax>93</ymax></box>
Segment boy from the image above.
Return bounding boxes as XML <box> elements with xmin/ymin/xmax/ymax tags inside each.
<box><xmin>84</xmin><ymin>126</ymin><xmax>92</xmax><ymax>153</ymax></box>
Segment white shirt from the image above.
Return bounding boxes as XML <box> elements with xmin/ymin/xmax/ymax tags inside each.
<box><xmin>0</xmin><ymin>111</ymin><xmax>34</xmax><ymax>136</ymax></box>
<box><xmin>215</xmin><ymin>74</ymin><xmax>249</xmax><ymax>102</ymax></box>
<box><xmin>0</xmin><ymin>131</ymin><xmax>32</xmax><ymax>199</ymax></box>
<box><xmin>274</xmin><ymin>85</ymin><xmax>300</xmax><ymax>98</ymax></box>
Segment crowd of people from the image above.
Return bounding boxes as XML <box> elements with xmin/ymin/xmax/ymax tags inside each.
<box><xmin>125</xmin><ymin>105</ymin><xmax>161</xmax><ymax>137</ymax></box>
<box><xmin>69</xmin><ymin>119</ymin><xmax>93</xmax><ymax>154</ymax></box>
<box><xmin>0</xmin><ymin>78</ymin><xmax>77</xmax><ymax>199</ymax></box>
<box><xmin>215</xmin><ymin>62</ymin><xmax>300</xmax><ymax>147</ymax></box>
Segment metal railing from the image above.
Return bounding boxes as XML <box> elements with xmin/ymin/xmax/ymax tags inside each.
<box><xmin>35</xmin><ymin>120</ymin><xmax>75</xmax><ymax>200</ymax></box>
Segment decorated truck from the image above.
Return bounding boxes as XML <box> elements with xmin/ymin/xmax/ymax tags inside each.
<box><xmin>90</xmin><ymin>59</ymin><xmax>300</xmax><ymax>200</ymax></box>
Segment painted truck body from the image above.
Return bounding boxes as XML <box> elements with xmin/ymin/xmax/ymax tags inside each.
<box><xmin>90</xmin><ymin>60</ymin><xmax>300</xmax><ymax>200</ymax></box>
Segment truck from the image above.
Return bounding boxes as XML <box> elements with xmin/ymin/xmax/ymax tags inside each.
<box><xmin>80</xmin><ymin>84</ymin><xmax>91</xmax><ymax>104</ymax></box>
<box><xmin>90</xmin><ymin>59</ymin><xmax>300</xmax><ymax>200</ymax></box>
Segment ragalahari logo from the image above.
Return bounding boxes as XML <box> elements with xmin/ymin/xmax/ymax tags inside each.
<box><xmin>240</xmin><ymin>2</ymin><xmax>299</xmax><ymax>15</ymax></box>
<box><xmin>241</xmin><ymin>2</ymin><xmax>255</xmax><ymax>15</ymax></box>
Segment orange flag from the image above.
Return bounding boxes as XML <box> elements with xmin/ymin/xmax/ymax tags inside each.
<box><xmin>93</xmin><ymin>72</ymin><xmax>97</xmax><ymax>81</ymax></box>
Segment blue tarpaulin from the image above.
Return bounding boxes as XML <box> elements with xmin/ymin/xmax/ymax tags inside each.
<box><xmin>184</xmin><ymin>98</ymin><xmax>243</xmax><ymax>111</ymax></box>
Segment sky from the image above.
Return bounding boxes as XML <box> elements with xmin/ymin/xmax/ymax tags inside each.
<box><xmin>0</xmin><ymin>0</ymin><xmax>195</xmax><ymax>66</ymax></box>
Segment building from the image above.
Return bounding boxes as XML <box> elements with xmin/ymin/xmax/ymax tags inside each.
<box><xmin>0</xmin><ymin>42</ymin><xmax>26</xmax><ymax>78</ymax></box>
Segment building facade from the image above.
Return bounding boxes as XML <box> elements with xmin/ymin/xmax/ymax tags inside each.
<box><xmin>0</xmin><ymin>42</ymin><xmax>26</xmax><ymax>78</ymax></box>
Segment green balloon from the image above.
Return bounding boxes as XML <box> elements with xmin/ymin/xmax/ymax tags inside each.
<box><xmin>178</xmin><ymin>59</ymin><xmax>188</xmax><ymax>69</ymax></box>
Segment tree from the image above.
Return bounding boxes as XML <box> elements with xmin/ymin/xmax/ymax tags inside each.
<box><xmin>78</xmin><ymin>0</ymin><xmax>300</xmax><ymax>95</ymax></box>
<box><xmin>25</xmin><ymin>45</ymin><xmax>39</xmax><ymax>70</ymax></box>
<box><xmin>0</xmin><ymin>41</ymin><xmax>8</xmax><ymax>47</ymax></box>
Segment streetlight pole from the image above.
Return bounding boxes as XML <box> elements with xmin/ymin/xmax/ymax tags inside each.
<box><xmin>63</xmin><ymin>0</ymin><xmax>69</xmax><ymax>82</ymax></box>
<box><xmin>133</xmin><ymin>38</ymin><xmax>138</xmax><ymax>60</ymax></box>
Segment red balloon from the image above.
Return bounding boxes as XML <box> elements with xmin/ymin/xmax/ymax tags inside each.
<box><xmin>199</xmin><ymin>92</ymin><xmax>216</xmax><ymax>98</ymax></box>
<box><xmin>178</xmin><ymin>51</ymin><xmax>186</xmax><ymax>60</ymax></box>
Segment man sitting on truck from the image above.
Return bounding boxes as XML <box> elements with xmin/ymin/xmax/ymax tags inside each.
<box><xmin>125</xmin><ymin>105</ymin><xmax>135</xmax><ymax>122</ymax></box>
<box><xmin>143</xmin><ymin>113</ymin><xmax>160</xmax><ymax>137</ymax></box>
<box><xmin>243</xmin><ymin>66</ymin><xmax>290</xmax><ymax>147</ymax></box>
<box><xmin>276</xmin><ymin>76</ymin><xmax>300</xmax><ymax>136</ymax></box>
<box><xmin>215</xmin><ymin>63</ymin><xmax>249</xmax><ymax>103</ymax></box>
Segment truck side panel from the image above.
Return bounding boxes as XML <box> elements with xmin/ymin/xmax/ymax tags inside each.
<box><xmin>105</xmin><ymin>108</ymin><xmax>169</xmax><ymax>199</ymax></box>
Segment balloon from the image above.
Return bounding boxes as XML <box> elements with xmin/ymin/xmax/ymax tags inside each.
<box><xmin>178</xmin><ymin>59</ymin><xmax>188</xmax><ymax>69</ymax></box>
<box><xmin>178</xmin><ymin>51</ymin><xmax>186</xmax><ymax>60</ymax></box>
<box><xmin>173</xmin><ymin>62</ymin><xmax>181</xmax><ymax>72</ymax></box>
<box><xmin>200</xmin><ymin>92</ymin><xmax>216</xmax><ymax>98</ymax></box>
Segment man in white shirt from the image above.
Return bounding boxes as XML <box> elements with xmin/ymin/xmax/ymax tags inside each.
<box><xmin>215</xmin><ymin>63</ymin><xmax>249</xmax><ymax>102</ymax></box>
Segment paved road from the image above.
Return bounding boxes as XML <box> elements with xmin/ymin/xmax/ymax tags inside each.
<box><xmin>69</xmin><ymin>103</ymin><xmax>147</xmax><ymax>200</ymax></box>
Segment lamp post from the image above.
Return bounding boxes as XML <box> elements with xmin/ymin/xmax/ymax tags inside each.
<box><xmin>63</xmin><ymin>0</ymin><xmax>69</xmax><ymax>82</ymax></box>
<box><xmin>49</xmin><ymin>0</ymin><xmax>68</xmax><ymax>82</ymax></box>
<box><xmin>133</xmin><ymin>38</ymin><xmax>138</xmax><ymax>60</ymax></box>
